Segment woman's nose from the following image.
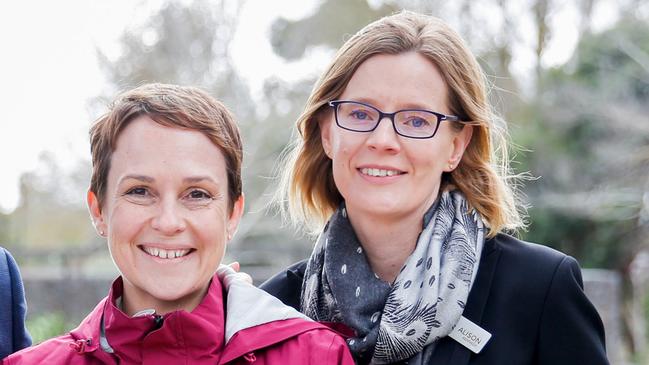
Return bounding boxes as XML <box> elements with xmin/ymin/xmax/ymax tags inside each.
<box><xmin>151</xmin><ymin>200</ymin><xmax>186</xmax><ymax>235</ymax></box>
<box><xmin>366</xmin><ymin>116</ymin><xmax>401</xmax><ymax>152</ymax></box>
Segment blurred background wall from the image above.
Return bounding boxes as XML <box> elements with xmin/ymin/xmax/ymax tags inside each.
<box><xmin>0</xmin><ymin>0</ymin><xmax>647</xmax><ymax>363</ymax></box>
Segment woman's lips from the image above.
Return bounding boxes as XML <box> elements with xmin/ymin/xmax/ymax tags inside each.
<box><xmin>358</xmin><ymin>167</ymin><xmax>406</xmax><ymax>177</ymax></box>
<box><xmin>138</xmin><ymin>245</ymin><xmax>195</xmax><ymax>260</ymax></box>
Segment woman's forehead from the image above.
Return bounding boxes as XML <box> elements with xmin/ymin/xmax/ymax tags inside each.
<box><xmin>340</xmin><ymin>52</ymin><xmax>449</xmax><ymax>112</ymax></box>
<box><xmin>109</xmin><ymin>116</ymin><xmax>227</xmax><ymax>184</ymax></box>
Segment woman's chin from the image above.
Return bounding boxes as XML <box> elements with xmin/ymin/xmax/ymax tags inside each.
<box><xmin>347</xmin><ymin>198</ymin><xmax>408</xmax><ymax>219</ymax></box>
<box><xmin>155</xmin><ymin>279</ymin><xmax>205</xmax><ymax>300</ymax></box>
<box><xmin>124</xmin><ymin>275</ymin><xmax>209</xmax><ymax>313</ymax></box>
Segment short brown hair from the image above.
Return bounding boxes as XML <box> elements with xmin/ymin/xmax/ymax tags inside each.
<box><xmin>277</xmin><ymin>11</ymin><xmax>525</xmax><ymax>237</ymax></box>
<box><xmin>90</xmin><ymin>83</ymin><xmax>243</xmax><ymax>211</ymax></box>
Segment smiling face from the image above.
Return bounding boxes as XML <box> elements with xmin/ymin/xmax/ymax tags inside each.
<box><xmin>88</xmin><ymin>116</ymin><xmax>243</xmax><ymax>315</ymax></box>
<box><xmin>320</xmin><ymin>52</ymin><xmax>472</xmax><ymax>223</ymax></box>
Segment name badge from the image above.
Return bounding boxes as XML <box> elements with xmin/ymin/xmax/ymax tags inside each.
<box><xmin>448</xmin><ymin>316</ymin><xmax>492</xmax><ymax>354</ymax></box>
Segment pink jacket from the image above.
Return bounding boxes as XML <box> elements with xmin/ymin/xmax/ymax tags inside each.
<box><xmin>3</xmin><ymin>267</ymin><xmax>353</xmax><ymax>364</ymax></box>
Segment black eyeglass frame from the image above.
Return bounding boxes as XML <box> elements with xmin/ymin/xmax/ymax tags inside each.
<box><xmin>328</xmin><ymin>100</ymin><xmax>460</xmax><ymax>139</ymax></box>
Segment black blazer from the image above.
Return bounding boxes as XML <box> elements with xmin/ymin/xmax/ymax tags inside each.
<box><xmin>260</xmin><ymin>234</ymin><xmax>609</xmax><ymax>365</ymax></box>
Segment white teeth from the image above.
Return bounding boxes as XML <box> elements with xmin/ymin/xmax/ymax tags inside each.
<box><xmin>142</xmin><ymin>246</ymin><xmax>191</xmax><ymax>259</ymax></box>
<box><xmin>360</xmin><ymin>168</ymin><xmax>401</xmax><ymax>177</ymax></box>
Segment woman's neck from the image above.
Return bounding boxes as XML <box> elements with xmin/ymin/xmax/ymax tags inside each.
<box><xmin>347</xmin><ymin>207</ymin><xmax>426</xmax><ymax>284</ymax></box>
<box><xmin>121</xmin><ymin>279</ymin><xmax>209</xmax><ymax>316</ymax></box>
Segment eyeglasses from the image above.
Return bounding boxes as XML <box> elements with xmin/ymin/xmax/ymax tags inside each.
<box><xmin>328</xmin><ymin>100</ymin><xmax>459</xmax><ymax>139</ymax></box>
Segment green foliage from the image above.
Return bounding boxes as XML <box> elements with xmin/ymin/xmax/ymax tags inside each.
<box><xmin>568</xmin><ymin>18</ymin><xmax>649</xmax><ymax>101</ymax></box>
<box><xmin>26</xmin><ymin>312</ymin><xmax>74</xmax><ymax>345</ymax></box>
<box><xmin>513</xmin><ymin>15</ymin><xmax>649</xmax><ymax>271</ymax></box>
<box><xmin>270</xmin><ymin>0</ymin><xmax>397</xmax><ymax>60</ymax></box>
<box><xmin>632</xmin><ymin>291</ymin><xmax>649</xmax><ymax>363</ymax></box>
<box><xmin>525</xmin><ymin>207</ymin><xmax>636</xmax><ymax>269</ymax></box>
<box><xmin>0</xmin><ymin>213</ymin><xmax>9</xmax><ymax>244</ymax></box>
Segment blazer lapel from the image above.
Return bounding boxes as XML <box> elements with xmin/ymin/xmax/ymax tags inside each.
<box><xmin>431</xmin><ymin>237</ymin><xmax>502</xmax><ymax>365</ymax></box>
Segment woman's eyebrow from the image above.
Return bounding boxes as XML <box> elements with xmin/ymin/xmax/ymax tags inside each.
<box><xmin>119</xmin><ymin>174</ymin><xmax>154</xmax><ymax>184</ymax></box>
<box><xmin>183</xmin><ymin>176</ymin><xmax>217</xmax><ymax>184</ymax></box>
<box><xmin>117</xmin><ymin>175</ymin><xmax>218</xmax><ymax>184</ymax></box>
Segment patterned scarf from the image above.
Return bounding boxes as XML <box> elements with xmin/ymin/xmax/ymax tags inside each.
<box><xmin>301</xmin><ymin>190</ymin><xmax>485</xmax><ymax>364</ymax></box>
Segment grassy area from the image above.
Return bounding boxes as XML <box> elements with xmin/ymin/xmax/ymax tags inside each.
<box><xmin>26</xmin><ymin>312</ymin><xmax>76</xmax><ymax>345</ymax></box>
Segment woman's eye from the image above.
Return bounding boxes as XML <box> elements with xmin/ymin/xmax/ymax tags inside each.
<box><xmin>126</xmin><ymin>187</ymin><xmax>148</xmax><ymax>196</ymax></box>
<box><xmin>187</xmin><ymin>190</ymin><xmax>213</xmax><ymax>200</ymax></box>
<box><xmin>350</xmin><ymin>110</ymin><xmax>370</xmax><ymax>120</ymax></box>
<box><xmin>183</xmin><ymin>189</ymin><xmax>215</xmax><ymax>208</ymax></box>
<box><xmin>123</xmin><ymin>187</ymin><xmax>154</xmax><ymax>204</ymax></box>
<box><xmin>408</xmin><ymin>117</ymin><xmax>431</xmax><ymax>128</ymax></box>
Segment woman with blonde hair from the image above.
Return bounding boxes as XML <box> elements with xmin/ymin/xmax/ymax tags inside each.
<box><xmin>261</xmin><ymin>11</ymin><xmax>609</xmax><ymax>364</ymax></box>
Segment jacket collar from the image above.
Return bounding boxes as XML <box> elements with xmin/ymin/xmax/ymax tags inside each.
<box><xmin>68</xmin><ymin>298</ymin><xmax>107</xmax><ymax>358</ymax></box>
<box><xmin>71</xmin><ymin>276</ymin><xmax>226</xmax><ymax>363</ymax></box>
<box><xmin>69</xmin><ymin>269</ymin><xmax>319</xmax><ymax>363</ymax></box>
<box><xmin>217</xmin><ymin>265</ymin><xmax>328</xmax><ymax>363</ymax></box>
<box><xmin>217</xmin><ymin>265</ymin><xmax>309</xmax><ymax>343</ymax></box>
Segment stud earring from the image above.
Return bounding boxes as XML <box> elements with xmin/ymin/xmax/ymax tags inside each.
<box><xmin>99</xmin><ymin>230</ymin><xmax>105</xmax><ymax>236</ymax></box>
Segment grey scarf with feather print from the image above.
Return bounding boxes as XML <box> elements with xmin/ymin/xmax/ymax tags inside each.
<box><xmin>301</xmin><ymin>190</ymin><xmax>485</xmax><ymax>364</ymax></box>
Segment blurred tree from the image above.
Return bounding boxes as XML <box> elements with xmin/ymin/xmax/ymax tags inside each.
<box><xmin>518</xmin><ymin>16</ymin><xmax>649</xmax><ymax>270</ymax></box>
<box><xmin>0</xmin><ymin>212</ymin><xmax>9</xmax><ymax>246</ymax></box>
<box><xmin>95</xmin><ymin>0</ymin><xmax>253</xmax><ymax>121</ymax></box>
<box><xmin>269</xmin><ymin>0</ymin><xmax>398</xmax><ymax>60</ymax></box>
<box><xmin>6</xmin><ymin>153</ymin><xmax>95</xmax><ymax>250</ymax></box>
<box><xmin>517</xmin><ymin>17</ymin><xmax>649</xmax><ymax>356</ymax></box>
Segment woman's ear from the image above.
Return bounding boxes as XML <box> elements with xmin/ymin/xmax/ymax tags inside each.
<box><xmin>319</xmin><ymin>117</ymin><xmax>333</xmax><ymax>159</ymax></box>
<box><xmin>445</xmin><ymin>125</ymin><xmax>473</xmax><ymax>172</ymax></box>
<box><xmin>87</xmin><ymin>190</ymin><xmax>107</xmax><ymax>237</ymax></box>
<box><xmin>226</xmin><ymin>194</ymin><xmax>245</xmax><ymax>241</ymax></box>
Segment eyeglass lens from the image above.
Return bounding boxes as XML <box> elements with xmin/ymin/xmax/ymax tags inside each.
<box><xmin>335</xmin><ymin>102</ymin><xmax>439</xmax><ymax>138</ymax></box>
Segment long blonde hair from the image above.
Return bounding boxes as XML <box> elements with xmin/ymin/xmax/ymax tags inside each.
<box><xmin>277</xmin><ymin>11</ymin><xmax>525</xmax><ymax>238</ymax></box>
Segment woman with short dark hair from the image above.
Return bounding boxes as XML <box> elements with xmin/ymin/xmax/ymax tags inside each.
<box><xmin>4</xmin><ymin>83</ymin><xmax>353</xmax><ymax>365</ymax></box>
